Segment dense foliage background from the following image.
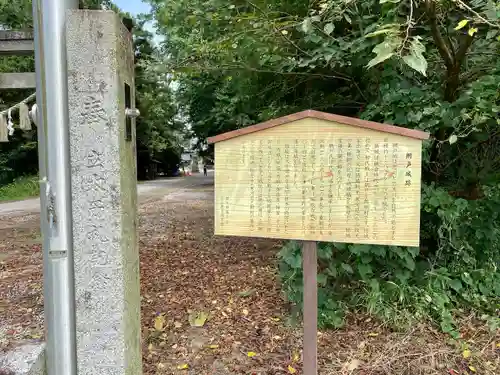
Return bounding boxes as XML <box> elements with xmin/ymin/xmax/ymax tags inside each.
<box><xmin>0</xmin><ymin>0</ymin><xmax>183</xmax><ymax>185</ymax></box>
<box><xmin>1</xmin><ymin>0</ymin><xmax>499</xmax><ymax>335</ymax></box>
<box><xmin>145</xmin><ymin>0</ymin><xmax>500</xmax><ymax>335</ymax></box>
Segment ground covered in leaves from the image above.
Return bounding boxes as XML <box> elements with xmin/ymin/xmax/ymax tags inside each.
<box><xmin>0</xmin><ymin>183</ymin><xmax>499</xmax><ymax>374</ymax></box>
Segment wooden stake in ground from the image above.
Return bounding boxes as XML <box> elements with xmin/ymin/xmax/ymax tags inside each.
<box><xmin>303</xmin><ymin>241</ymin><xmax>318</xmax><ymax>375</ymax></box>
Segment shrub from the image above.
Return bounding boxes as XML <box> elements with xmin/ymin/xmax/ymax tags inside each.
<box><xmin>278</xmin><ymin>184</ymin><xmax>500</xmax><ymax>336</ymax></box>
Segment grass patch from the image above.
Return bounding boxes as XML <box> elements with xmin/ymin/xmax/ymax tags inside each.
<box><xmin>0</xmin><ymin>175</ymin><xmax>40</xmax><ymax>202</ymax></box>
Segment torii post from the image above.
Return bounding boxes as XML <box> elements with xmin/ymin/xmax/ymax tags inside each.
<box><xmin>32</xmin><ymin>0</ymin><xmax>79</xmax><ymax>374</ymax></box>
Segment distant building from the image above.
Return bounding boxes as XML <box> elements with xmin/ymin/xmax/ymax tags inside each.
<box><xmin>179</xmin><ymin>150</ymin><xmax>203</xmax><ymax>174</ymax></box>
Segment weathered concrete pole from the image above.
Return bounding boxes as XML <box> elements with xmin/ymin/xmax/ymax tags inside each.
<box><xmin>66</xmin><ymin>10</ymin><xmax>142</xmax><ymax>375</ymax></box>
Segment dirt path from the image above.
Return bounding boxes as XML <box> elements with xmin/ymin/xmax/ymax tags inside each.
<box><xmin>0</xmin><ymin>172</ymin><xmax>213</xmax><ymax>215</ymax></box>
<box><xmin>0</xmin><ymin>182</ymin><xmax>498</xmax><ymax>374</ymax></box>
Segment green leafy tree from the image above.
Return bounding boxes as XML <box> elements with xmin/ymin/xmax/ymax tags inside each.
<box><xmin>0</xmin><ymin>0</ymin><xmax>181</xmax><ymax>184</ymax></box>
<box><xmin>149</xmin><ymin>0</ymin><xmax>500</xmax><ymax>333</ymax></box>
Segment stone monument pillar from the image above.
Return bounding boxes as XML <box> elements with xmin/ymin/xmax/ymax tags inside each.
<box><xmin>66</xmin><ymin>10</ymin><xmax>142</xmax><ymax>375</ymax></box>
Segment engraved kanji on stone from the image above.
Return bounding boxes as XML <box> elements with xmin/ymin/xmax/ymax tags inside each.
<box><xmin>86</xmin><ymin>149</ymin><xmax>104</xmax><ymax>169</ymax></box>
<box><xmin>81</xmin><ymin>95</ymin><xmax>110</xmax><ymax>125</ymax></box>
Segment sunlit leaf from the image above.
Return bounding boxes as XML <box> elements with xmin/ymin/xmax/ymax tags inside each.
<box><xmin>177</xmin><ymin>363</ymin><xmax>189</xmax><ymax>370</ymax></box>
<box><xmin>365</xmin><ymin>28</ymin><xmax>398</xmax><ymax>38</ymax></box>
<box><xmin>402</xmin><ymin>37</ymin><xmax>427</xmax><ymax>76</ymax></box>
<box><xmin>301</xmin><ymin>18</ymin><xmax>313</xmax><ymax>34</ymax></box>
<box><xmin>154</xmin><ymin>314</ymin><xmax>165</xmax><ymax>331</ymax></box>
<box><xmin>188</xmin><ymin>311</ymin><xmax>208</xmax><ymax>327</ymax></box>
<box><xmin>324</xmin><ymin>23</ymin><xmax>334</xmax><ymax>35</ymax></box>
<box><xmin>367</xmin><ymin>38</ymin><xmax>400</xmax><ymax>68</ymax></box>
<box><xmin>469</xmin><ymin>366</ymin><xmax>476</xmax><ymax>373</ymax></box>
<box><xmin>247</xmin><ymin>351</ymin><xmax>257</xmax><ymax>357</ymax></box>
<box><xmin>462</xmin><ymin>349</ymin><xmax>471</xmax><ymax>359</ymax></box>
<box><xmin>402</xmin><ymin>53</ymin><xmax>427</xmax><ymax>76</ymax></box>
<box><xmin>238</xmin><ymin>289</ymin><xmax>255</xmax><ymax>297</ymax></box>
<box><xmin>449</xmin><ymin>135</ymin><xmax>458</xmax><ymax>144</ymax></box>
<box><xmin>454</xmin><ymin>20</ymin><xmax>469</xmax><ymax>30</ymax></box>
<box><xmin>288</xmin><ymin>365</ymin><xmax>297</xmax><ymax>374</ymax></box>
<box><xmin>347</xmin><ymin>359</ymin><xmax>361</xmax><ymax>371</ymax></box>
<box><xmin>468</xmin><ymin>28</ymin><xmax>478</xmax><ymax>36</ymax></box>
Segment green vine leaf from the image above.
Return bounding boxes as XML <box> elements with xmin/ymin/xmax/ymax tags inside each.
<box><xmin>301</xmin><ymin>18</ymin><xmax>313</xmax><ymax>34</ymax></box>
<box><xmin>402</xmin><ymin>37</ymin><xmax>427</xmax><ymax>76</ymax></box>
<box><xmin>364</xmin><ymin>25</ymin><xmax>400</xmax><ymax>38</ymax></box>
<box><xmin>324</xmin><ymin>23</ymin><xmax>334</xmax><ymax>35</ymax></box>
<box><xmin>486</xmin><ymin>30</ymin><xmax>497</xmax><ymax>39</ymax></box>
<box><xmin>367</xmin><ymin>37</ymin><xmax>400</xmax><ymax>68</ymax></box>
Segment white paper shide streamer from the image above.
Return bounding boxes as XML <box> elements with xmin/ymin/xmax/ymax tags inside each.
<box><xmin>0</xmin><ymin>114</ymin><xmax>7</xmax><ymax>142</ymax></box>
<box><xmin>0</xmin><ymin>92</ymin><xmax>37</xmax><ymax>142</ymax></box>
<box><xmin>19</xmin><ymin>102</ymin><xmax>32</xmax><ymax>131</ymax></box>
<box><xmin>7</xmin><ymin>109</ymin><xmax>14</xmax><ymax>136</ymax></box>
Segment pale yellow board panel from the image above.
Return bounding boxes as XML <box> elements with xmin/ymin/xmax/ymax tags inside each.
<box><xmin>214</xmin><ymin>118</ymin><xmax>422</xmax><ymax>247</ymax></box>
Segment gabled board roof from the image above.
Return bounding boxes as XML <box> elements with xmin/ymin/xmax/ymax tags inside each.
<box><xmin>207</xmin><ymin>110</ymin><xmax>430</xmax><ymax>144</ymax></box>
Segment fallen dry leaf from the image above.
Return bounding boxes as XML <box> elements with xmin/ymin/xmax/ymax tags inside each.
<box><xmin>347</xmin><ymin>359</ymin><xmax>361</xmax><ymax>371</ymax></box>
<box><xmin>154</xmin><ymin>314</ymin><xmax>165</xmax><ymax>331</ymax></box>
<box><xmin>188</xmin><ymin>311</ymin><xmax>208</xmax><ymax>327</ymax></box>
<box><xmin>463</xmin><ymin>349</ymin><xmax>471</xmax><ymax>359</ymax></box>
<box><xmin>247</xmin><ymin>351</ymin><xmax>257</xmax><ymax>357</ymax></box>
<box><xmin>238</xmin><ymin>289</ymin><xmax>255</xmax><ymax>297</ymax></box>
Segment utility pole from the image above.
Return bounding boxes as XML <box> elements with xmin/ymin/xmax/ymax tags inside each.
<box><xmin>32</xmin><ymin>1</ymin><xmax>79</xmax><ymax>374</ymax></box>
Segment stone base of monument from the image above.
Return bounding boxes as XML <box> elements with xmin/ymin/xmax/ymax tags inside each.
<box><xmin>0</xmin><ymin>342</ymin><xmax>46</xmax><ymax>375</ymax></box>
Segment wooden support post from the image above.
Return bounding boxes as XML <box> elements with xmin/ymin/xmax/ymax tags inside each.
<box><xmin>303</xmin><ymin>240</ymin><xmax>318</xmax><ymax>375</ymax></box>
<box><xmin>0</xmin><ymin>73</ymin><xmax>36</xmax><ymax>90</ymax></box>
<box><xmin>0</xmin><ymin>30</ymin><xmax>34</xmax><ymax>55</ymax></box>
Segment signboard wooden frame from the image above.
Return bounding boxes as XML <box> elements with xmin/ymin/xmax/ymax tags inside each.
<box><xmin>208</xmin><ymin>110</ymin><xmax>429</xmax><ymax>374</ymax></box>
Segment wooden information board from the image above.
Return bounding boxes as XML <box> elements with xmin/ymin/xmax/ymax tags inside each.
<box><xmin>209</xmin><ymin>111</ymin><xmax>429</xmax><ymax>247</ymax></box>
